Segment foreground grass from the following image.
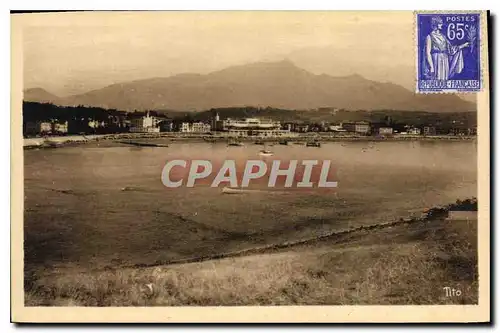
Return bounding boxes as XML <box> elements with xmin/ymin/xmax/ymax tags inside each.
<box><xmin>25</xmin><ymin>216</ymin><xmax>477</xmax><ymax>306</ymax></box>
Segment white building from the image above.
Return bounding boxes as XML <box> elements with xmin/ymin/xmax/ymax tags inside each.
<box><xmin>178</xmin><ymin>122</ymin><xmax>211</xmax><ymax>133</ymax></box>
<box><xmin>408</xmin><ymin>127</ymin><xmax>422</xmax><ymax>135</ymax></box>
<box><xmin>88</xmin><ymin>120</ymin><xmax>106</xmax><ymax>129</ymax></box>
<box><xmin>378</xmin><ymin>127</ymin><xmax>393</xmax><ymax>135</ymax></box>
<box><xmin>329</xmin><ymin>124</ymin><xmax>346</xmax><ymax>132</ymax></box>
<box><xmin>211</xmin><ymin>112</ymin><xmax>220</xmax><ymax>130</ymax></box>
<box><xmin>216</xmin><ymin>118</ymin><xmax>291</xmax><ymax>137</ymax></box>
<box><xmin>53</xmin><ymin>121</ymin><xmax>69</xmax><ymax>134</ymax></box>
<box><xmin>130</xmin><ymin>113</ymin><xmax>160</xmax><ymax>133</ymax></box>
<box><xmin>191</xmin><ymin>122</ymin><xmax>211</xmax><ymax>133</ymax></box>
<box><xmin>39</xmin><ymin>122</ymin><xmax>52</xmax><ymax>133</ymax></box>
<box><xmin>179</xmin><ymin>122</ymin><xmax>191</xmax><ymax>133</ymax></box>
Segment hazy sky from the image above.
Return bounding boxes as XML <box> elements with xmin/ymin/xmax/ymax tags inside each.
<box><xmin>22</xmin><ymin>11</ymin><xmax>414</xmax><ymax>96</ymax></box>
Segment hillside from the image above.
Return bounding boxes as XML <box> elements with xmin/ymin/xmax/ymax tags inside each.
<box><xmin>24</xmin><ymin>60</ymin><xmax>476</xmax><ymax>113</ymax></box>
<box><xmin>287</xmin><ymin>46</ymin><xmax>478</xmax><ymax>104</ymax></box>
<box><xmin>23</xmin><ymin>88</ymin><xmax>61</xmax><ymax>104</ymax></box>
<box><xmin>25</xmin><ymin>213</ymin><xmax>477</xmax><ymax>306</ymax></box>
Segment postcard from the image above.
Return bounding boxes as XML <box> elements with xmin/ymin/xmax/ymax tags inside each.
<box><xmin>11</xmin><ymin>10</ymin><xmax>490</xmax><ymax>323</ymax></box>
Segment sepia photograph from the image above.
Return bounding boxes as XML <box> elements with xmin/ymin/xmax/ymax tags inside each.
<box><xmin>11</xmin><ymin>10</ymin><xmax>490</xmax><ymax>323</ymax></box>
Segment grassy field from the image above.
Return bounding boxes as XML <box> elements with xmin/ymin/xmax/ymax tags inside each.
<box><xmin>25</xmin><ymin>214</ymin><xmax>478</xmax><ymax>306</ymax></box>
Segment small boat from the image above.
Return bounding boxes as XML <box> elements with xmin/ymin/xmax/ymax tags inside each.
<box><xmin>306</xmin><ymin>141</ymin><xmax>321</xmax><ymax>147</ymax></box>
<box><xmin>259</xmin><ymin>149</ymin><xmax>274</xmax><ymax>156</ymax></box>
<box><xmin>222</xmin><ymin>187</ymin><xmax>250</xmax><ymax>194</ymax></box>
<box><xmin>222</xmin><ymin>187</ymin><xmax>266</xmax><ymax>194</ymax></box>
<box><xmin>278</xmin><ymin>140</ymin><xmax>289</xmax><ymax>145</ymax></box>
<box><xmin>222</xmin><ymin>187</ymin><xmax>289</xmax><ymax>195</ymax></box>
<box><xmin>254</xmin><ymin>140</ymin><xmax>265</xmax><ymax>145</ymax></box>
<box><xmin>42</xmin><ymin>139</ymin><xmax>62</xmax><ymax>148</ymax></box>
<box><xmin>228</xmin><ymin>140</ymin><xmax>244</xmax><ymax>147</ymax></box>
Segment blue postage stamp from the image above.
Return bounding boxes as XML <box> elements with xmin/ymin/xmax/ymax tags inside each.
<box><xmin>416</xmin><ymin>12</ymin><xmax>481</xmax><ymax>93</ymax></box>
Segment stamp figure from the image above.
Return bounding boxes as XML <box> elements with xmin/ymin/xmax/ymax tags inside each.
<box><xmin>11</xmin><ymin>11</ymin><xmax>489</xmax><ymax>323</ymax></box>
<box><xmin>416</xmin><ymin>12</ymin><xmax>481</xmax><ymax>93</ymax></box>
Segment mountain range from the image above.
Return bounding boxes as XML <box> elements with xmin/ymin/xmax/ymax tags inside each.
<box><xmin>23</xmin><ymin>60</ymin><xmax>476</xmax><ymax>113</ymax></box>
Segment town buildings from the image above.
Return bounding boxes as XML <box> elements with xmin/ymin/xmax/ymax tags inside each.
<box><xmin>191</xmin><ymin>122</ymin><xmax>211</xmax><ymax>133</ymax></box>
<box><xmin>214</xmin><ymin>117</ymin><xmax>291</xmax><ymax>137</ymax></box>
<box><xmin>342</xmin><ymin>121</ymin><xmax>371</xmax><ymax>135</ymax></box>
<box><xmin>292</xmin><ymin>124</ymin><xmax>310</xmax><ymax>133</ymax></box>
<box><xmin>158</xmin><ymin>119</ymin><xmax>174</xmax><ymax>132</ymax></box>
<box><xmin>178</xmin><ymin>122</ymin><xmax>211</xmax><ymax>133</ymax></box>
<box><xmin>24</xmin><ymin>120</ymin><xmax>68</xmax><ymax>136</ymax></box>
<box><xmin>21</xmin><ymin>105</ymin><xmax>478</xmax><ymax>139</ymax></box>
<box><xmin>328</xmin><ymin>124</ymin><xmax>346</xmax><ymax>132</ymax></box>
<box><xmin>24</xmin><ymin>121</ymin><xmax>52</xmax><ymax>136</ymax></box>
<box><xmin>423</xmin><ymin>126</ymin><xmax>437</xmax><ymax>136</ymax></box>
<box><xmin>53</xmin><ymin>121</ymin><xmax>69</xmax><ymax>134</ymax></box>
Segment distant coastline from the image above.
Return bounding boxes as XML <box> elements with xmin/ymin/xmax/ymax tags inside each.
<box><xmin>23</xmin><ymin>132</ymin><xmax>477</xmax><ymax>149</ymax></box>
